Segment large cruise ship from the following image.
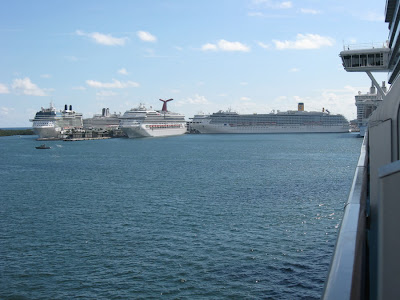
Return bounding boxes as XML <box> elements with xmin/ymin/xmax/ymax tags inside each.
<box><xmin>323</xmin><ymin>1</ymin><xmax>400</xmax><ymax>299</ymax></box>
<box><xmin>355</xmin><ymin>82</ymin><xmax>386</xmax><ymax>137</ymax></box>
<box><xmin>83</xmin><ymin>108</ymin><xmax>120</xmax><ymax>129</ymax></box>
<box><xmin>189</xmin><ymin>103</ymin><xmax>349</xmax><ymax>134</ymax></box>
<box><xmin>30</xmin><ymin>103</ymin><xmax>83</xmax><ymax>139</ymax></box>
<box><xmin>119</xmin><ymin>99</ymin><xmax>186</xmax><ymax>138</ymax></box>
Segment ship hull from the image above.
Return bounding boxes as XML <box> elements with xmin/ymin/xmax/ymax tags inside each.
<box><xmin>121</xmin><ymin>124</ymin><xmax>186</xmax><ymax>138</ymax></box>
<box><xmin>191</xmin><ymin>124</ymin><xmax>349</xmax><ymax>134</ymax></box>
<box><xmin>32</xmin><ymin>125</ymin><xmax>61</xmax><ymax>139</ymax></box>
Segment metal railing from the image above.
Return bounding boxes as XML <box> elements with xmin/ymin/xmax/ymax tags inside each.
<box><xmin>343</xmin><ymin>42</ymin><xmax>389</xmax><ymax>51</ymax></box>
<box><xmin>322</xmin><ymin>133</ymin><xmax>369</xmax><ymax>300</ymax></box>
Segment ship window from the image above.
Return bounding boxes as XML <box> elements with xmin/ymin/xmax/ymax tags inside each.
<box><xmin>368</xmin><ymin>54</ymin><xmax>375</xmax><ymax>66</ymax></box>
<box><xmin>360</xmin><ymin>54</ymin><xmax>367</xmax><ymax>67</ymax></box>
<box><xmin>352</xmin><ymin>55</ymin><xmax>360</xmax><ymax>67</ymax></box>
<box><xmin>342</xmin><ymin>56</ymin><xmax>350</xmax><ymax>67</ymax></box>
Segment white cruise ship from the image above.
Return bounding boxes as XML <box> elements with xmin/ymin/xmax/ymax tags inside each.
<box><xmin>189</xmin><ymin>103</ymin><xmax>349</xmax><ymax>134</ymax></box>
<box><xmin>30</xmin><ymin>103</ymin><xmax>83</xmax><ymax>139</ymax></box>
<box><xmin>83</xmin><ymin>108</ymin><xmax>121</xmax><ymax>129</ymax></box>
<box><xmin>355</xmin><ymin>82</ymin><xmax>386</xmax><ymax>137</ymax></box>
<box><xmin>119</xmin><ymin>99</ymin><xmax>186</xmax><ymax>138</ymax></box>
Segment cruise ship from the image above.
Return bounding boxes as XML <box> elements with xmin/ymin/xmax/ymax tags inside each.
<box><xmin>323</xmin><ymin>1</ymin><xmax>400</xmax><ymax>299</ymax></box>
<box><xmin>355</xmin><ymin>82</ymin><xmax>386</xmax><ymax>137</ymax></box>
<box><xmin>83</xmin><ymin>108</ymin><xmax>120</xmax><ymax>129</ymax></box>
<box><xmin>189</xmin><ymin>103</ymin><xmax>349</xmax><ymax>134</ymax></box>
<box><xmin>30</xmin><ymin>103</ymin><xmax>83</xmax><ymax>139</ymax></box>
<box><xmin>119</xmin><ymin>99</ymin><xmax>186</xmax><ymax>138</ymax></box>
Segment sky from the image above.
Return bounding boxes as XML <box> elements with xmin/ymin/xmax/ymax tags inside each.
<box><xmin>0</xmin><ymin>0</ymin><xmax>391</xmax><ymax>127</ymax></box>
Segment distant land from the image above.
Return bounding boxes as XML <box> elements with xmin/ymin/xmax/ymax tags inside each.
<box><xmin>0</xmin><ymin>129</ymin><xmax>34</xmax><ymax>137</ymax></box>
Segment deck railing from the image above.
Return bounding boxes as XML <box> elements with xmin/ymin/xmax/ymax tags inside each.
<box><xmin>343</xmin><ymin>42</ymin><xmax>388</xmax><ymax>51</ymax></box>
<box><xmin>322</xmin><ymin>133</ymin><xmax>369</xmax><ymax>300</ymax></box>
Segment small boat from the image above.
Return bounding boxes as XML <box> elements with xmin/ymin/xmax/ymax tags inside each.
<box><xmin>35</xmin><ymin>144</ymin><xmax>51</xmax><ymax>149</ymax></box>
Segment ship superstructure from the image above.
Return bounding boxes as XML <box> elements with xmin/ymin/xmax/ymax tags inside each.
<box><xmin>355</xmin><ymin>82</ymin><xmax>386</xmax><ymax>137</ymax></box>
<box><xmin>189</xmin><ymin>103</ymin><xmax>349</xmax><ymax>134</ymax></box>
<box><xmin>30</xmin><ymin>103</ymin><xmax>83</xmax><ymax>139</ymax></box>
<box><xmin>119</xmin><ymin>99</ymin><xmax>186</xmax><ymax>138</ymax></box>
<box><xmin>83</xmin><ymin>108</ymin><xmax>121</xmax><ymax>129</ymax></box>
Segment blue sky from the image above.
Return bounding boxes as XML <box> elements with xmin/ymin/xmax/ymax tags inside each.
<box><xmin>0</xmin><ymin>0</ymin><xmax>390</xmax><ymax>127</ymax></box>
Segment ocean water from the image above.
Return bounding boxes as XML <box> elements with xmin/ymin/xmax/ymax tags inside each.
<box><xmin>0</xmin><ymin>133</ymin><xmax>362</xmax><ymax>299</ymax></box>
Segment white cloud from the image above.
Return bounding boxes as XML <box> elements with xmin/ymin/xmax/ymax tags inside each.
<box><xmin>65</xmin><ymin>56</ymin><xmax>78</xmax><ymax>62</ymax></box>
<box><xmin>253</xmin><ymin>0</ymin><xmax>293</xmax><ymax>9</ymax></box>
<box><xmin>241</xmin><ymin>96</ymin><xmax>251</xmax><ymax>101</ymax></box>
<box><xmin>96</xmin><ymin>90</ymin><xmax>118</xmax><ymax>97</ymax></box>
<box><xmin>218</xmin><ymin>40</ymin><xmax>250</xmax><ymax>52</ymax></box>
<box><xmin>248</xmin><ymin>12</ymin><xmax>265</xmax><ymax>17</ymax></box>
<box><xmin>201</xmin><ymin>39</ymin><xmax>250</xmax><ymax>52</ymax></box>
<box><xmin>276</xmin><ymin>1</ymin><xmax>292</xmax><ymax>9</ymax></box>
<box><xmin>289</xmin><ymin>67</ymin><xmax>300</xmax><ymax>72</ymax></box>
<box><xmin>76</xmin><ymin>30</ymin><xmax>128</xmax><ymax>46</ymax></box>
<box><xmin>86</xmin><ymin>79</ymin><xmax>140</xmax><ymax>89</ymax></box>
<box><xmin>201</xmin><ymin>43</ymin><xmax>218</xmax><ymax>51</ymax></box>
<box><xmin>118</xmin><ymin>68</ymin><xmax>129</xmax><ymax>75</ymax></box>
<box><xmin>257</xmin><ymin>41</ymin><xmax>270</xmax><ymax>49</ymax></box>
<box><xmin>176</xmin><ymin>94</ymin><xmax>210</xmax><ymax>107</ymax></box>
<box><xmin>0</xmin><ymin>107</ymin><xmax>14</xmax><ymax>116</ymax></box>
<box><xmin>360</xmin><ymin>12</ymin><xmax>385</xmax><ymax>22</ymax></box>
<box><xmin>300</xmin><ymin>8</ymin><xmax>321</xmax><ymax>15</ymax></box>
<box><xmin>72</xmin><ymin>86</ymin><xmax>86</xmax><ymax>90</ymax></box>
<box><xmin>137</xmin><ymin>31</ymin><xmax>157</xmax><ymax>42</ymax></box>
<box><xmin>40</xmin><ymin>74</ymin><xmax>52</xmax><ymax>78</ymax></box>
<box><xmin>240</xmin><ymin>82</ymin><xmax>248</xmax><ymax>86</ymax></box>
<box><xmin>0</xmin><ymin>83</ymin><xmax>10</xmax><ymax>94</ymax></box>
<box><xmin>273</xmin><ymin>33</ymin><xmax>334</xmax><ymax>50</ymax></box>
<box><xmin>12</xmin><ymin>77</ymin><xmax>47</xmax><ymax>96</ymax></box>
<box><xmin>186</xmin><ymin>94</ymin><xmax>210</xmax><ymax>104</ymax></box>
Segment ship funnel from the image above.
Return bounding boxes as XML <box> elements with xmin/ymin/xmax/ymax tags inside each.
<box><xmin>382</xmin><ymin>81</ymin><xmax>387</xmax><ymax>93</ymax></box>
<box><xmin>159</xmin><ymin>98</ymin><xmax>173</xmax><ymax>112</ymax></box>
<box><xmin>69</xmin><ymin>105</ymin><xmax>72</xmax><ymax>111</ymax></box>
<box><xmin>298</xmin><ymin>102</ymin><xmax>304</xmax><ymax>111</ymax></box>
<box><xmin>370</xmin><ymin>82</ymin><xmax>376</xmax><ymax>94</ymax></box>
<box><xmin>65</xmin><ymin>104</ymin><xmax>68</xmax><ymax>110</ymax></box>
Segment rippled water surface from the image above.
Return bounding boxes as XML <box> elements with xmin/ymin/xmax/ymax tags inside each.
<box><xmin>0</xmin><ymin>133</ymin><xmax>362</xmax><ymax>299</ymax></box>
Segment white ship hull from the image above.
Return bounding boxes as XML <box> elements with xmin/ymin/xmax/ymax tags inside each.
<box><xmin>121</xmin><ymin>123</ymin><xmax>186</xmax><ymax>138</ymax></box>
<box><xmin>191</xmin><ymin>123</ymin><xmax>349</xmax><ymax>134</ymax></box>
<box><xmin>33</xmin><ymin>127</ymin><xmax>60</xmax><ymax>139</ymax></box>
<box><xmin>32</xmin><ymin>122</ymin><xmax>62</xmax><ymax>139</ymax></box>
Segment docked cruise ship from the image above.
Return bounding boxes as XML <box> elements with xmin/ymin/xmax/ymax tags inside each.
<box><xmin>83</xmin><ymin>108</ymin><xmax>120</xmax><ymax>129</ymax></box>
<box><xmin>119</xmin><ymin>99</ymin><xmax>186</xmax><ymax>138</ymax></box>
<box><xmin>355</xmin><ymin>82</ymin><xmax>386</xmax><ymax>137</ymax></box>
<box><xmin>189</xmin><ymin>103</ymin><xmax>349</xmax><ymax>134</ymax></box>
<box><xmin>30</xmin><ymin>103</ymin><xmax>83</xmax><ymax>139</ymax></box>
